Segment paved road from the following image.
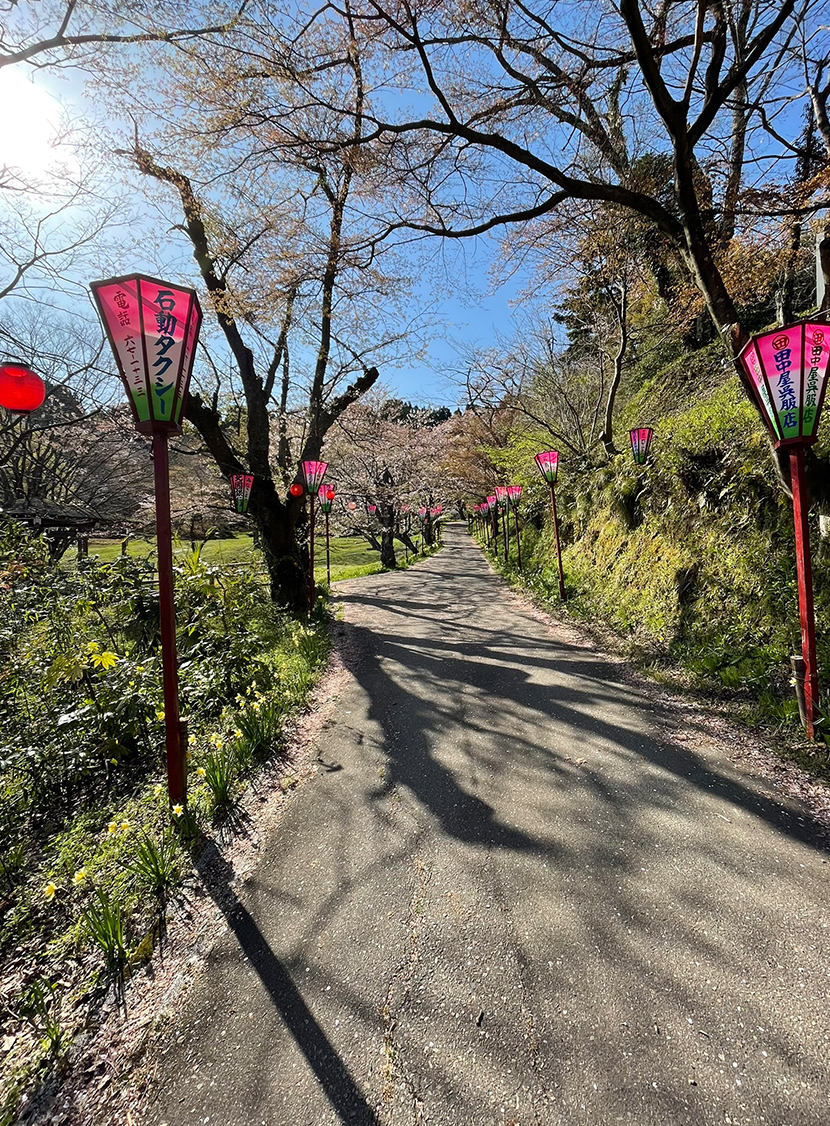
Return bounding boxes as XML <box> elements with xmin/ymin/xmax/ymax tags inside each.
<box><xmin>148</xmin><ymin>525</ymin><xmax>830</xmax><ymax>1126</ymax></box>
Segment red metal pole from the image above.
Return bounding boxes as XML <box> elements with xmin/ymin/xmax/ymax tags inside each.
<box><xmin>549</xmin><ymin>482</ymin><xmax>566</xmax><ymax>601</ymax></box>
<box><xmin>513</xmin><ymin>506</ymin><xmax>523</xmax><ymax>571</ymax></box>
<box><xmin>325</xmin><ymin>509</ymin><xmax>331</xmax><ymax>586</ymax></box>
<box><xmin>152</xmin><ymin>431</ymin><xmax>186</xmax><ymax>807</ymax></box>
<box><xmin>790</xmin><ymin>446</ymin><xmax>819</xmax><ymax>739</ymax></box>
<box><xmin>502</xmin><ymin>506</ymin><xmax>509</xmax><ymax>564</ymax></box>
<box><xmin>309</xmin><ymin>493</ymin><xmax>316</xmax><ymax>613</ymax></box>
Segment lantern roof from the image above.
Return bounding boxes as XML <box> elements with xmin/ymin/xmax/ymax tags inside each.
<box><xmin>738</xmin><ymin>318</ymin><xmax>830</xmax><ymax>447</ymax></box>
<box><xmin>91</xmin><ymin>274</ymin><xmax>203</xmax><ymax>435</ymax></box>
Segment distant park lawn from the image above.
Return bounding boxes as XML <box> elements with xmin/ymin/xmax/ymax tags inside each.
<box><xmin>77</xmin><ymin>534</ymin><xmax>390</xmax><ymax>582</ymax></box>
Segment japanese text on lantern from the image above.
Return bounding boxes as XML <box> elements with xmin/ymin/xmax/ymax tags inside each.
<box><xmin>152</xmin><ymin>290</ymin><xmax>177</xmax><ymax>419</ymax></box>
<box><xmin>104</xmin><ymin>284</ymin><xmax>150</xmax><ymax>422</ymax></box>
<box><xmin>804</xmin><ymin>329</ymin><xmax>825</xmax><ymax>436</ymax></box>
<box><xmin>772</xmin><ymin>334</ymin><xmax>798</xmax><ymax>432</ymax></box>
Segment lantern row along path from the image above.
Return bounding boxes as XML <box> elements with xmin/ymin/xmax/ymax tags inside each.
<box><xmin>147</xmin><ymin>524</ymin><xmax>830</xmax><ymax>1126</ymax></box>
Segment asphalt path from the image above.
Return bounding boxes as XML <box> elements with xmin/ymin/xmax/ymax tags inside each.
<box><xmin>147</xmin><ymin>524</ymin><xmax>830</xmax><ymax>1126</ymax></box>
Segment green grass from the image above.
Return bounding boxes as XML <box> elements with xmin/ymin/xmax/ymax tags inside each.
<box><xmin>76</xmin><ymin>535</ymin><xmax>257</xmax><ymax>565</ymax></box>
<box><xmin>77</xmin><ymin>535</ymin><xmax>431</xmax><ymax>583</ymax></box>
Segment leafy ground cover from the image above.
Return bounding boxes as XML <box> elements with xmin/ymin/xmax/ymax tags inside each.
<box><xmin>0</xmin><ymin>522</ymin><xmax>331</xmax><ymax>1123</ymax></box>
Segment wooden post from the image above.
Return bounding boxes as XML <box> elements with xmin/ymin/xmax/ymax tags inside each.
<box><xmin>309</xmin><ymin>492</ymin><xmax>316</xmax><ymax>613</ymax></box>
<box><xmin>549</xmin><ymin>482</ymin><xmax>566</xmax><ymax>601</ymax></box>
<box><xmin>790</xmin><ymin>445</ymin><xmax>819</xmax><ymax>738</ymax></box>
<box><xmin>513</xmin><ymin>506</ymin><xmax>522</xmax><ymax>571</ymax></box>
<box><xmin>152</xmin><ymin>431</ymin><xmax>186</xmax><ymax>807</ymax></box>
<box><xmin>325</xmin><ymin>508</ymin><xmax>331</xmax><ymax>586</ymax></box>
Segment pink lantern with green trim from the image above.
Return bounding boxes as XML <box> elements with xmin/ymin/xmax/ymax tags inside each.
<box><xmin>91</xmin><ymin>274</ymin><xmax>202</xmax><ymax>435</ymax></box>
<box><xmin>507</xmin><ymin>486</ymin><xmax>523</xmax><ymax>570</ymax></box>
<box><xmin>629</xmin><ymin>428</ymin><xmax>654</xmax><ymax>465</ymax></box>
<box><xmin>301</xmin><ymin>459</ymin><xmax>328</xmax><ymax>492</ymax></box>
<box><xmin>230</xmin><ymin>473</ymin><xmax>254</xmax><ymax>513</ymax></box>
<box><xmin>737</xmin><ymin>317</ymin><xmax>830</xmax><ymax>740</ymax></box>
<box><xmin>299</xmin><ymin>460</ymin><xmax>327</xmax><ymax>612</ymax></box>
<box><xmin>533</xmin><ymin>448</ymin><xmax>565</xmax><ymax>600</ymax></box>
<box><xmin>90</xmin><ymin>272</ymin><xmax>204</xmax><ymax>812</ymax></box>
<box><xmin>534</xmin><ymin>451</ymin><xmax>559</xmax><ymax>484</ymax></box>
<box><xmin>739</xmin><ymin>321</ymin><xmax>830</xmax><ymax>446</ymax></box>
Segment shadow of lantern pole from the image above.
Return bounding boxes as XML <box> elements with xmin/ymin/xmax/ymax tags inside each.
<box><xmin>737</xmin><ymin>319</ymin><xmax>830</xmax><ymax>739</ymax></box>
<box><xmin>91</xmin><ymin>273</ymin><xmax>203</xmax><ymax>810</ymax></box>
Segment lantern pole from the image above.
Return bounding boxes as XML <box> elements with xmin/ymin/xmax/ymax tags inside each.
<box><xmin>790</xmin><ymin>445</ymin><xmax>819</xmax><ymax>738</ymax></box>
<box><xmin>549</xmin><ymin>482</ymin><xmax>566</xmax><ymax>601</ymax></box>
<box><xmin>152</xmin><ymin>431</ymin><xmax>186</xmax><ymax>807</ymax></box>
<box><xmin>308</xmin><ymin>490</ymin><xmax>316</xmax><ymax>613</ymax></box>
<box><xmin>513</xmin><ymin>503</ymin><xmax>523</xmax><ymax>572</ymax></box>
<box><xmin>325</xmin><ymin>507</ymin><xmax>331</xmax><ymax>586</ymax></box>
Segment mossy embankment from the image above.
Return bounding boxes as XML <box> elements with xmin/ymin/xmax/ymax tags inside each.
<box><xmin>484</xmin><ymin>342</ymin><xmax>830</xmax><ymax>748</ymax></box>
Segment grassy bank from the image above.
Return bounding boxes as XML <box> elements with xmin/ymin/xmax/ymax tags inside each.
<box><xmin>479</xmin><ymin>359</ymin><xmax>830</xmax><ymax>762</ymax></box>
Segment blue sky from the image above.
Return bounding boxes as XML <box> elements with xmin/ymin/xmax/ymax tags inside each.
<box><xmin>3</xmin><ymin>64</ymin><xmax>530</xmax><ymax>412</ymax></box>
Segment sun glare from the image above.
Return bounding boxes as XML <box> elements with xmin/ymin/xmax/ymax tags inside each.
<box><xmin>0</xmin><ymin>69</ymin><xmax>66</xmax><ymax>182</ymax></box>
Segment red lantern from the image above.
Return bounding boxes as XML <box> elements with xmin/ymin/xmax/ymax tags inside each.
<box><xmin>0</xmin><ymin>363</ymin><xmax>46</xmax><ymax>413</ymax></box>
<box><xmin>289</xmin><ymin>482</ymin><xmax>304</xmax><ymax>497</ymax></box>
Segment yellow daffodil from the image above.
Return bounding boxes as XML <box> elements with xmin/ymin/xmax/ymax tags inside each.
<box><xmin>188</xmin><ymin>733</ymin><xmax>196</xmax><ymax>745</ymax></box>
<box><xmin>153</xmin><ymin>784</ymin><xmax>163</xmax><ymax>796</ymax></box>
<box><xmin>196</xmin><ymin>766</ymin><xmax>205</xmax><ymax>777</ymax></box>
<box><xmin>120</xmin><ymin>820</ymin><xmax>130</xmax><ymax>832</ymax></box>
<box><xmin>234</xmin><ymin>729</ymin><xmax>242</xmax><ymax>739</ymax></box>
<box><xmin>72</xmin><ymin>868</ymin><xmax>87</xmax><ymax>885</ymax></box>
<box><xmin>44</xmin><ymin>881</ymin><xmax>57</xmax><ymax>900</ymax></box>
<box><xmin>156</xmin><ymin>710</ymin><xmax>165</xmax><ymax>721</ymax></box>
<box><xmin>172</xmin><ymin>804</ymin><xmax>183</xmax><ymax>816</ymax></box>
<box><xmin>107</xmin><ymin>821</ymin><xmax>118</xmax><ymax>834</ymax></box>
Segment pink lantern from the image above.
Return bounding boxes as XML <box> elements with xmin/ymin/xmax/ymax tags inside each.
<box><xmin>90</xmin><ymin>273</ymin><xmax>204</xmax><ymax>812</ymax></box>
<box><xmin>486</xmin><ymin>494</ymin><xmax>496</xmax><ymax>508</ymax></box>
<box><xmin>533</xmin><ymin>450</ymin><xmax>565</xmax><ymax>600</ymax></box>
<box><xmin>318</xmin><ymin>484</ymin><xmax>335</xmax><ymax>514</ymax></box>
<box><xmin>737</xmin><ymin>318</ymin><xmax>830</xmax><ymax>740</ymax></box>
<box><xmin>507</xmin><ymin>485</ymin><xmax>522</xmax><ymax>507</ymax></box>
<box><xmin>629</xmin><ymin>428</ymin><xmax>654</xmax><ymax>465</ymax></box>
<box><xmin>229</xmin><ymin>472</ymin><xmax>254</xmax><ymax>513</ymax></box>
<box><xmin>534</xmin><ymin>450</ymin><xmax>559</xmax><ymax>484</ymax></box>
<box><xmin>368</xmin><ymin>504</ymin><xmax>377</xmax><ymax>515</ymax></box>
<box><xmin>301</xmin><ymin>459</ymin><xmax>328</xmax><ymax>492</ymax></box>
<box><xmin>494</xmin><ymin>485</ymin><xmax>508</xmax><ymax>507</ymax></box>
<box><xmin>419</xmin><ymin>506</ymin><xmax>428</xmax><ymax>519</ymax></box>
<box><xmin>738</xmin><ymin>321</ymin><xmax>830</xmax><ymax>446</ymax></box>
<box><xmin>91</xmin><ymin>274</ymin><xmax>202</xmax><ymax>435</ymax></box>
